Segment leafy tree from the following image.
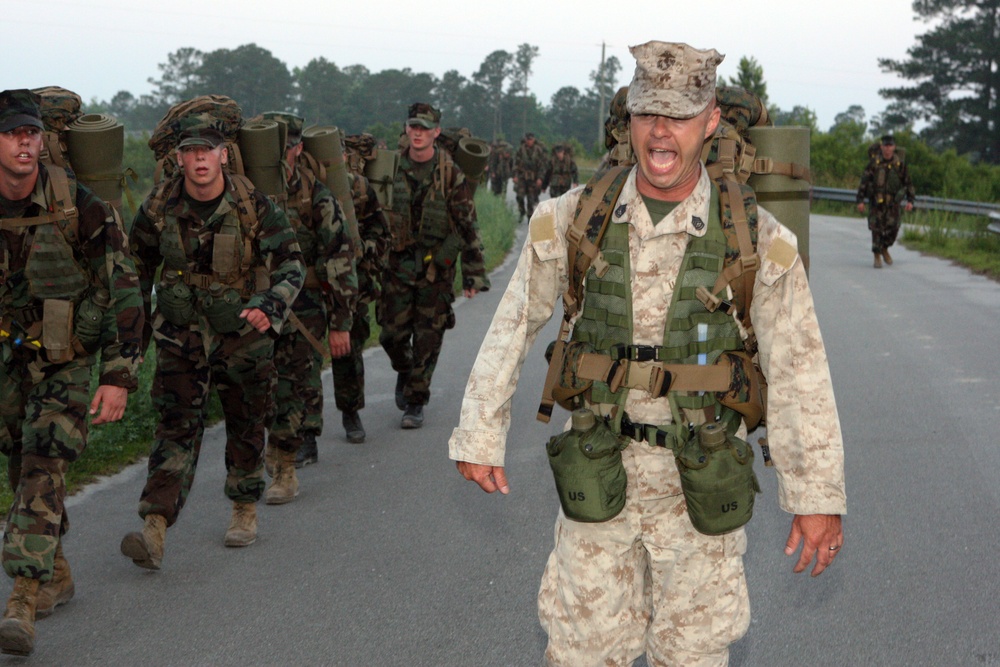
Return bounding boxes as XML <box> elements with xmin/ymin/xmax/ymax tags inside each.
<box><xmin>198</xmin><ymin>43</ymin><xmax>294</xmax><ymax>116</ymax></box>
<box><xmin>771</xmin><ymin>105</ymin><xmax>819</xmax><ymax>132</ymax></box>
<box><xmin>511</xmin><ymin>43</ymin><xmax>540</xmax><ymax>135</ymax></box>
<box><xmin>435</xmin><ymin>70</ymin><xmax>470</xmax><ymax>127</ymax></box>
<box><xmin>879</xmin><ymin>1</ymin><xmax>1000</xmax><ymax>163</ymax></box>
<box><xmin>295</xmin><ymin>57</ymin><xmax>350</xmax><ymax>126</ymax></box>
<box><xmin>474</xmin><ymin>50</ymin><xmax>514</xmax><ymax>139</ymax></box>
<box><xmin>148</xmin><ymin>47</ymin><xmax>204</xmax><ymax>106</ymax></box>
<box><xmin>725</xmin><ymin>56</ymin><xmax>769</xmax><ymax>108</ymax></box>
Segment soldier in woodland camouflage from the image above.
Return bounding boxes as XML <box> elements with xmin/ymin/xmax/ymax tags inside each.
<box><xmin>856</xmin><ymin>134</ymin><xmax>915</xmax><ymax>268</ymax></box>
<box><xmin>450</xmin><ymin>42</ymin><xmax>846</xmax><ymax>665</ymax></box>
<box><xmin>325</xmin><ymin>137</ymin><xmax>390</xmax><ymax>448</ymax></box>
<box><xmin>487</xmin><ymin>140</ymin><xmax>514</xmax><ymax>197</ymax></box>
<box><xmin>0</xmin><ymin>89</ymin><xmax>143</xmax><ymax>656</ymax></box>
<box><xmin>545</xmin><ymin>144</ymin><xmax>579</xmax><ymax>198</ymax></box>
<box><xmin>513</xmin><ymin>133</ymin><xmax>549</xmax><ymax>221</ymax></box>
<box><xmin>379</xmin><ymin>103</ymin><xmax>489</xmax><ymax>429</ymax></box>
<box><xmin>259</xmin><ymin>111</ymin><xmax>356</xmax><ymax>494</ymax></box>
<box><xmin>121</xmin><ymin>121</ymin><xmax>304</xmax><ymax>570</ymax></box>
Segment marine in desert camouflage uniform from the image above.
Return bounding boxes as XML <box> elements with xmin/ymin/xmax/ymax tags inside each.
<box><xmin>0</xmin><ymin>89</ymin><xmax>143</xmax><ymax>656</ymax></box>
<box><xmin>121</xmin><ymin>121</ymin><xmax>304</xmax><ymax>570</ymax></box>
<box><xmin>450</xmin><ymin>42</ymin><xmax>846</xmax><ymax>666</ymax></box>
<box><xmin>260</xmin><ymin>111</ymin><xmax>356</xmax><ymax>498</ymax></box>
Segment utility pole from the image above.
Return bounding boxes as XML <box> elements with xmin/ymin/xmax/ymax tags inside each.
<box><xmin>596</xmin><ymin>41</ymin><xmax>606</xmax><ymax>147</ymax></box>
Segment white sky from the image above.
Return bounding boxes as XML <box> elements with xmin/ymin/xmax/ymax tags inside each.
<box><xmin>9</xmin><ymin>0</ymin><xmax>929</xmax><ymax>131</ymax></box>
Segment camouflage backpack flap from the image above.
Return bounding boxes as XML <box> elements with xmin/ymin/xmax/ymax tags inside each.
<box><xmin>344</xmin><ymin>133</ymin><xmax>378</xmax><ymax>176</ymax></box>
<box><xmin>31</xmin><ymin>86</ymin><xmax>83</xmax><ymax>171</ymax></box>
<box><xmin>149</xmin><ymin>95</ymin><xmax>243</xmax><ymax>162</ymax></box>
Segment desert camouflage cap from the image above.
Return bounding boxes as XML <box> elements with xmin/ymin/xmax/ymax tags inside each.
<box><xmin>407</xmin><ymin>102</ymin><xmax>440</xmax><ymax>128</ymax></box>
<box><xmin>262</xmin><ymin>111</ymin><xmax>305</xmax><ymax>145</ymax></box>
<box><xmin>177</xmin><ymin>123</ymin><xmax>225</xmax><ymax>149</ymax></box>
<box><xmin>626</xmin><ymin>41</ymin><xmax>724</xmax><ymax>119</ymax></box>
<box><xmin>0</xmin><ymin>89</ymin><xmax>45</xmax><ymax>133</ymax></box>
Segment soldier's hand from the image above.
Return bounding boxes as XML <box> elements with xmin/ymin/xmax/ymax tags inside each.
<box><xmin>90</xmin><ymin>385</ymin><xmax>128</xmax><ymax>425</ymax></box>
<box><xmin>328</xmin><ymin>330</ymin><xmax>351</xmax><ymax>358</ymax></box>
<box><xmin>456</xmin><ymin>461</ymin><xmax>509</xmax><ymax>495</ymax></box>
<box><xmin>785</xmin><ymin>514</ymin><xmax>843</xmax><ymax>577</ymax></box>
<box><xmin>463</xmin><ymin>288</ymin><xmax>478</xmax><ymax>299</ymax></box>
<box><xmin>904</xmin><ymin>201</ymin><xmax>914</xmax><ymax>212</ymax></box>
<box><xmin>240</xmin><ymin>308</ymin><xmax>271</xmax><ymax>333</ymax></box>
<box><xmin>856</xmin><ymin>202</ymin><xmax>866</xmax><ymax>214</ymax></box>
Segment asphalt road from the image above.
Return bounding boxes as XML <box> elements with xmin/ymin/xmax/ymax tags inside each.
<box><xmin>5</xmin><ymin>210</ymin><xmax>1000</xmax><ymax>666</ymax></box>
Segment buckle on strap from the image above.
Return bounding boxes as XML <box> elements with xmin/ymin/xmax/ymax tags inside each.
<box><xmin>609</xmin><ymin>343</ymin><xmax>660</xmax><ymax>362</ymax></box>
<box><xmin>619</xmin><ymin>412</ymin><xmax>675</xmax><ymax>449</ymax></box>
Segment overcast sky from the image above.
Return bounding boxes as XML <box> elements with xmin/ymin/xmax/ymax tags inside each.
<box><xmin>10</xmin><ymin>0</ymin><xmax>930</xmax><ymax>131</ymax></box>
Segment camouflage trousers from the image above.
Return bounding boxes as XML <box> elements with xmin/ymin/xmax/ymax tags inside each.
<box><xmin>378</xmin><ymin>267</ymin><xmax>456</xmax><ymax>407</ymax></box>
<box><xmin>0</xmin><ymin>345</ymin><xmax>91</xmax><ymax>582</ymax></box>
<box><xmin>331</xmin><ymin>300</ymin><xmax>373</xmax><ymax>413</ymax></box>
<box><xmin>537</xmin><ymin>493</ymin><xmax>750</xmax><ymax>667</ymax></box>
<box><xmin>868</xmin><ymin>203</ymin><xmax>902</xmax><ymax>253</ymax></box>
<box><xmin>269</xmin><ymin>305</ymin><xmax>326</xmax><ymax>453</ymax></box>
<box><xmin>490</xmin><ymin>176</ymin><xmax>508</xmax><ymax>197</ymax></box>
<box><xmin>138</xmin><ymin>329</ymin><xmax>274</xmax><ymax>527</ymax></box>
<box><xmin>515</xmin><ymin>180</ymin><xmax>543</xmax><ymax>218</ymax></box>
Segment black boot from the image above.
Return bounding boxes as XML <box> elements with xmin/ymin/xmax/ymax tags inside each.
<box><xmin>295</xmin><ymin>434</ymin><xmax>318</xmax><ymax>468</ymax></box>
<box><xmin>343</xmin><ymin>411</ymin><xmax>366</xmax><ymax>444</ymax></box>
<box><xmin>395</xmin><ymin>372</ymin><xmax>410</xmax><ymax>410</ymax></box>
<box><xmin>401</xmin><ymin>404</ymin><xmax>424</xmax><ymax>429</ymax></box>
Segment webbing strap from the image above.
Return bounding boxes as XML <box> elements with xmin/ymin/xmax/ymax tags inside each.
<box><xmin>576</xmin><ymin>352</ymin><xmax>732</xmax><ymax>395</ymax></box>
<box><xmin>752</xmin><ymin>157</ymin><xmax>812</xmax><ymax>183</ymax></box>
<box><xmin>537</xmin><ymin>320</ymin><xmax>572</xmax><ymax>423</ymax></box>
<box><xmin>286</xmin><ymin>311</ymin><xmax>330</xmax><ymax>359</ymax></box>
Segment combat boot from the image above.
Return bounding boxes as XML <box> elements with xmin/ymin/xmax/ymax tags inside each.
<box><xmin>343</xmin><ymin>410</ymin><xmax>365</xmax><ymax>444</ymax></box>
<box><xmin>882</xmin><ymin>249</ymin><xmax>893</xmax><ymax>265</ymax></box>
<box><xmin>120</xmin><ymin>514</ymin><xmax>167</xmax><ymax>570</ymax></box>
<box><xmin>35</xmin><ymin>542</ymin><xmax>74</xmax><ymax>619</ymax></box>
<box><xmin>401</xmin><ymin>404</ymin><xmax>424</xmax><ymax>429</ymax></box>
<box><xmin>264</xmin><ymin>443</ymin><xmax>279</xmax><ymax>477</ymax></box>
<box><xmin>224</xmin><ymin>502</ymin><xmax>257</xmax><ymax>548</ymax></box>
<box><xmin>873</xmin><ymin>252</ymin><xmax>882</xmax><ymax>268</ymax></box>
<box><xmin>296</xmin><ymin>434</ymin><xmax>318</xmax><ymax>468</ymax></box>
<box><xmin>265</xmin><ymin>450</ymin><xmax>299</xmax><ymax>505</ymax></box>
<box><xmin>0</xmin><ymin>577</ymin><xmax>40</xmax><ymax>656</ymax></box>
<box><xmin>395</xmin><ymin>372</ymin><xmax>410</xmax><ymax>410</ymax></box>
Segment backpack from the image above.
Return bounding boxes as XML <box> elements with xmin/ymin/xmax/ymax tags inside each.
<box><xmin>398</xmin><ymin>126</ymin><xmax>491</xmax><ymax>193</ymax></box>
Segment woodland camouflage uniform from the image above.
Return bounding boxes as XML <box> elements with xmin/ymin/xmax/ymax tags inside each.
<box><xmin>546</xmin><ymin>145</ymin><xmax>579</xmax><ymax>198</ymax></box>
<box><xmin>487</xmin><ymin>141</ymin><xmax>514</xmax><ymax>196</ymax></box>
<box><xmin>128</xmin><ymin>170</ymin><xmax>303</xmax><ymax>529</ymax></box>
<box><xmin>514</xmin><ymin>135</ymin><xmax>550</xmax><ymax>220</ymax></box>
<box><xmin>856</xmin><ymin>137</ymin><xmax>915</xmax><ymax>260</ymax></box>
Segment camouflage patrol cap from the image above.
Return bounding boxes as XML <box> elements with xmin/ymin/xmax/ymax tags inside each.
<box><xmin>881</xmin><ymin>134</ymin><xmax>895</xmax><ymax>146</ymax></box>
<box><xmin>407</xmin><ymin>103</ymin><xmax>440</xmax><ymax>128</ymax></box>
<box><xmin>177</xmin><ymin>123</ymin><xmax>225</xmax><ymax>149</ymax></box>
<box><xmin>0</xmin><ymin>89</ymin><xmax>45</xmax><ymax>133</ymax></box>
<box><xmin>262</xmin><ymin>111</ymin><xmax>305</xmax><ymax>146</ymax></box>
<box><xmin>626</xmin><ymin>41</ymin><xmax>725</xmax><ymax>119</ymax></box>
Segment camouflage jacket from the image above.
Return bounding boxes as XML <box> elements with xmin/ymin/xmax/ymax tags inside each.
<box><xmin>856</xmin><ymin>152</ymin><xmax>915</xmax><ymax>208</ymax></box>
<box><xmin>449</xmin><ymin>166</ymin><xmax>846</xmax><ymax>515</ymax></box>
<box><xmin>349</xmin><ymin>173</ymin><xmax>390</xmax><ymax>307</ymax></box>
<box><xmin>130</xmin><ymin>173</ymin><xmax>304</xmax><ymax>349</ymax></box>
<box><xmin>514</xmin><ymin>141</ymin><xmax>549</xmax><ymax>181</ymax></box>
<box><xmin>285</xmin><ymin>163</ymin><xmax>357</xmax><ymax>332</ymax></box>
<box><xmin>487</xmin><ymin>145</ymin><xmax>514</xmax><ymax>180</ymax></box>
<box><xmin>389</xmin><ymin>149</ymin><xmax>489</xmax><ymax>291</ymax></box>
<box><xmin>0</xmin><ymin>165</ymin><xmax>143</xmax><ymax>389</ymax></box>
<box><xmin>546</xmin><ymin>154</ymin><xmax>579</xmax><ymax>192</ymax></box>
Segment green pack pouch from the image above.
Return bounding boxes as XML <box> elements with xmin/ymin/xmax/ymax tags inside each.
<box><xmin>546</xmin><ymin>409</ymin><xmax>627</xmax><ymax>523</ymax></box>
<box><xmin>431</xmin><ymin>233</ymin><xmax>463</xmax><ymax>271</ymax></box>
<box><xmin>157</xmin><ymin>273</ymin><xmax>196</xmax><ymax>326</ymax></box>
<box><xmin>41</xmin><ymin>298</ymin><xmax>74</xmax><ymax>363</ymax></box>
<box><xmin>675</xmin><ymin>422</ymin><xmax>760</xmax><ymax>535</ymax></box>
<box><xmin>73</xmin><ymin>287</ymin><xmax>110</xmax><ymax>354</ymax></box>
<box><xmin>198</xmin><ymin>283</ymin><xmax>246</xmax><ymax>334</ymax></box>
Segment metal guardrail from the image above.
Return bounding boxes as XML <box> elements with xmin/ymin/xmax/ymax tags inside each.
<box><xmin>812</xmin><ymin>186</ymin><xmax>1000</xmax><ymax>234</ymax></box>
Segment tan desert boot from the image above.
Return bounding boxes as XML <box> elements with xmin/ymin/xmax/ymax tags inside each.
<box><xmin>882</xmin><ymin>249</ymin><xmax>893</xmax><ymax>265</ymax></box>
<box><xmin>35</xmin><ymin>542</ymin><xmax>74</xmax><ymax>619</ymax></box>
<box><xmin>265</xmin><ymin>449</ymin><xmax>299</xmax><ymax>505</ymax></box>
<box><xmin>0</xmin><ymin>577</ymin><xmax>40</xmax><ymax>656</ymax></box>
<box><xmin>224</xmin><ymin>502</ymin><xmax>257</xmax><ymax>547</ymax></box>
<box><xmin>874</xmin><ymin>252</ymin><xmax>882</xmax><ymax>268</ymax></box>
<box><xmin>120</xmin><ymin>514</ymin><xmax>167</xmax><ymax>570</ymax></box>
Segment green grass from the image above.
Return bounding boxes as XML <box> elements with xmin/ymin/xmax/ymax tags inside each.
<box><xmin>0</xmin><ymin>188</ymin><xmax>518</xmax><ymax>510</ymax></box>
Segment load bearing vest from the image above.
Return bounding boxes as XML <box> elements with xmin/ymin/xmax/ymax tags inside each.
<box><xmin>388</xmin><ymin>149</ymin><xmax>457</xmax><ymax>257</ymax></box>
<box><xmin>569</xmin><ymin>185</ymin><xmax>747</xmax><ymax>450</ymax></box>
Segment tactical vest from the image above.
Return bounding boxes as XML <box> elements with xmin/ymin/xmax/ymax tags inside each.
<box><xmin>571</xmin><ymin>186</ymin><xmax>746</xmax><ymax>448</ymax></box>
<box><xmin>388</xmin><ymin>148</ymin><xmax>455</xmax><ymax>253</ymax></box>
<box><xmin>147</xmin><ymin>174</ymin><xmax>265</xmax><ymax>297</ymax></box>
<box><xmin>872</xmin><ymin>155</ymin><xmax>905</xmax><ymax>201</ymax></box>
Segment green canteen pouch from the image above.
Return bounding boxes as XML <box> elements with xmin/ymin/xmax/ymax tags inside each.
<box><xmin>674</xmin><ymin>422</ymin><xmax>760</xmax><ymax>535</ymax></box>
<box><xmin>42</xmin><ymin>298</ymin><xmax>74</xmax><ymax>362</ymax></box>
<box><xmin>432</xmin><ymin>233</ymin><xmax>463</xmax><ymax>270</ymax></box>
<box><xmin>73</xmin><ymin>288</ymin><xmax>110</xmax><ymax>353</ymax></box>
<box><xmin>199</xmin><ymin>283</ymin><xmax>246</xmax><ymax>334</ymax></box>
<box><xmin>156</xmin><ymin>275</ymin><xmax>196</xmax><ymax>326</ymax></box>
<box><xmin>546</xmin><ymin>409</ymin><xmax>627</xmax><ymax>523</ymax></box>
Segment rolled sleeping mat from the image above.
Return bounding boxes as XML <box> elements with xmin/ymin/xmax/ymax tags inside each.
<box><xmin>747</xmin><ymin>126</ymin><xmax>811</xmax><ymax>272</ymax></box>
<box><xmin>65</xmin><ymin>113</ymin><xmax>124</xmax><ymax>211</ymax></box>
<box><xmin>455</xmin><ymin>137</ymin><xmax>490</xmax><ymax>194</ymax></box>
<box><xmin>238</xmin><ymin>120</ymin><xmax>285</xmax><ymax>197</ymax></box>
<box><xmin>302</xmin><ymin>125</ymin><xmax>360</xmax><ymax>252</ymax></box>
<box><xmin>363</xmin><ymin>147</ymin><xmax>400</xmax><ymax>210</ymax></box>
